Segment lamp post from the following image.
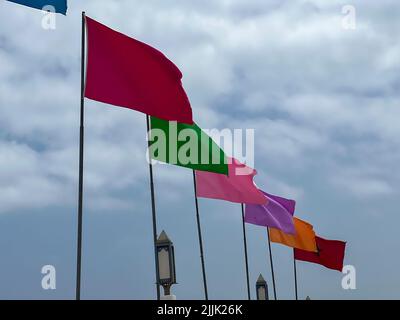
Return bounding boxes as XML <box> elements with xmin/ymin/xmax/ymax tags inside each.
<box><xmin>256</xmin><ymin>274</ymin><xmax>269</xmax><ymax>300</ymax></box>
<box><xmin>156</xmin><ymin>230</ymin><xmax>177</xmax><ymax>300</ymax></box>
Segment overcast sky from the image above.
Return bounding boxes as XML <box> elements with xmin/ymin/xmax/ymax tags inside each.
<box><xmin>0</xmin><ymin>0</ymin><xmax>399</xmax><ymax>299</ymax></box>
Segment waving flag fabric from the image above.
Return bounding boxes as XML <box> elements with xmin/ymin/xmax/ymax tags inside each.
<box><xmin>7</xmin><ymin>0</ymin><xmax>67</xmax><ymax>15</ymax></box>
<box><xmin>295</xmin><ymin>236</ymin><xmax>346</xmax><ymax>272</ymax></box>
<box><xmin>269</xmin><ymin>217</ymin><xmax>317</xmax><ymax>252</ymax></box>
<box><xmin>195</xmin><ymin>158</ymin><xmax>267</xmax><ymax>205</ymax></box>
<box><xmin>245</xmin><ymin>191</ymin><xmax>295</xmax><ymax>234</ymax></box>
<box><xmin>84</xmin><ymin>16</ymin><xmax>193</xmax><ymax>124</ymax></box>
<box><xmin>149</xmin><ymin>117</ymin><xmax>228</xmax><ymax>175</ymax></box>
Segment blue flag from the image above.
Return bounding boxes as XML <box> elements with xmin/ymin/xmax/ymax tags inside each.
<box><xmin>7</xmin><ymin>0</ymin><xmax>67</xmax><ymax>15</ymax></box>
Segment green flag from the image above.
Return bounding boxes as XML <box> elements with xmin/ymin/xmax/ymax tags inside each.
<box><xmin>149</xmin><ymin>117</ymin><xmax>228</xmax><ymax>175</ymax></box>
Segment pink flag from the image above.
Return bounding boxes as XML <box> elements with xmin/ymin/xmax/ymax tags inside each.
<box><xmin>195</xmin><ymin>158</ymin><xmax>267</xmax><ymax>205</ymax></box>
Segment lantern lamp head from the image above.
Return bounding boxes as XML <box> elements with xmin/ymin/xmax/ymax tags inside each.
<box><xmin>156</xmin><ymin>230</ymin><xmax>176</xmax><ymax>291</ymax></box>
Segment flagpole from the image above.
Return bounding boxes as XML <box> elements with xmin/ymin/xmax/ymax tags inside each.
<box><xmin>192</xmin><ymin>170</ymin><xmax>209</xmax><ymax>300</ymax></box>
<box><xmin>241</xmin><ymin>204</ymin><xmax>251</xmax><ymax>300</ymax></box>
<box><xmin>266</xmin><ymin>227</ymin><xmax>277</xmax><ymax>300</ymax></box>
<box><xmin>293</xmin><ymin>249</ymin><xmax>298</xmax><ymax>300</ymax></box>
<box><xmin>76</xmin><ymin>11</ymin><xmax>86</xmax><ymax>301</ymax></box>
<box><xmin>146</xmin><ymin>115</ymin><xmax>161</xmax><ymax>300</ymax></box>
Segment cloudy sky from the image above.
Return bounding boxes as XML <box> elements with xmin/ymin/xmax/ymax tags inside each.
<box><xmin>0</xmin><ymin>0</ymin><xmax>399</xmax><ymax>299</ymax></box>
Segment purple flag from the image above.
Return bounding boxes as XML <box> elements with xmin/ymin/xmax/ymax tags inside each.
<box><xmin>245</xmin><ymin>191</ymin><xmax>296</xmax><ymax>234</ymax></box>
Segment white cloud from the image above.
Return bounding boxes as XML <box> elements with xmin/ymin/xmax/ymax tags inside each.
<box><xmin>331</xmin><ymin>174</ymin><xmax>394</xmax><ymax>198</ymax></box>
<box><xmin>0</xmin><ymin>0</ymin><xmax>399</xmax><ymax>213</ymax></box>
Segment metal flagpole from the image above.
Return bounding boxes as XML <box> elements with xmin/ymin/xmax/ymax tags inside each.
<box><xmin>192</xmin><ymin>170</ymin><xmax>209</xmax><ymax>300</ymax></box>
<box><xmin>266</xmin><ymin>227</ymin><xmax>277</xmax><ymax>300</ymax></box>
<box><xmin>146</xmin><ymin>115</ymin><xmax>161</xmax><ymax>300</ymax></box>
<box><xmin>241</xmin><ymin>204</ymin><xmax>251</xmax><ymax>300</ymax></box>
<box><xmin>293</xmin><ymin>249</ymin><xmax>298</xmax><ymax>300</ymax></box>
<box><xmin>76</xmin><ymin>14</ymin><xmax>161</xmax><ymax>300</ymax></box>
<box><xmin>76</xmin><ymin>11</ymin><xmax>86</xmax><ymax>301</ymax></box>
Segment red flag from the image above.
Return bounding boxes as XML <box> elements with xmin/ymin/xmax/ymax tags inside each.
<box><xmin>84</xmin><ymin>16</ymin><xmax>193</xmax><ymax>124</ymax></box>
<box><xmin>294</xmin><ymin>236</ymin><xmax>346</xmax><ymax>272</ymax></box>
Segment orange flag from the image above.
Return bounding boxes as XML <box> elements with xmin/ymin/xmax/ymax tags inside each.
<box><xmin>269</xmin><ymin>217</ymin><xmax>317</xmax><ymax>252</ymax></box>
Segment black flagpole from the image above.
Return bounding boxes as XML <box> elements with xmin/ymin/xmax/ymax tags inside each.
<box><xmin>293</xmin><ymin>249</ymin><xmax>298</xmax><ymax>300</ymax></box>
<box><xmin>146</xmin><ymin>115</ymin><xmax>161</xmax><ymax>300</ymax></box>
<box><xmin>241</xmin><ymin>204</ymin><xmax>251</xmax><ymax>300</ymax></box>
<box><xmin>192</xmin><ymin>170</ymin><xmax>209</xmax><ymax>300</ymax></box>
<box><xmin>266</xmin><ymin>227</ymin><xmax>277</xmax><ymax>300</ymax></box>
<box><xmin>76</xmin><ymin>11</ymin><xmax>86</xmax><ymax>301</ymax></box>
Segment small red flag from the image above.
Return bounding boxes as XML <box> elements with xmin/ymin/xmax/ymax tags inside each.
<box><xmin>294</xmin><ymin>236</ymin><xmax>346</xmax><ymax>272</ymax></box>
<box><xmin>84</xmin><ymin>16</ymin><xmax>193</xmax><ymax>124</ymax></box>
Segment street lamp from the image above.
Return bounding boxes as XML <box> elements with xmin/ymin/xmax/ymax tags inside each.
<box><xmin>256</xmin><ymin>274</ymin><xmax>269</xmax><ymax>300</ymax></box>
<box><xmin>156</xmin><ymin>230</ymin><xmax>176</xmax><ymax>299</ymax></box>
